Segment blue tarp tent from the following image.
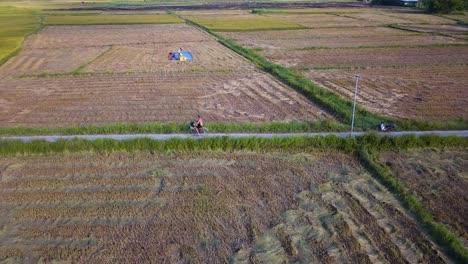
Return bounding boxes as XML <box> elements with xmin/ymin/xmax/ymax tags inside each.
<box><xmin>169</xmin><ymin>51</ymin><xmax>193</xmax><ymax>61</ymax></box>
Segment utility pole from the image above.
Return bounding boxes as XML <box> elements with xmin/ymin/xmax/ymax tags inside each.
<box><xmin>350</xmin><ymin>74</ymin><xmax>360</xmax><ymax>136</ymax></box>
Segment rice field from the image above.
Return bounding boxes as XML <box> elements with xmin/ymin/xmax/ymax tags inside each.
<box><xmin>380</xmin><ymin>149</ymin><xmax>468</xmax><ymax>246</ymax></box>
<box><xmin>219</xmin><ymin>8</ymin><xmax>468</xmax><ymax>121</ymax></box>
<box><xmin>44</xmin><ymin>14</ymin><xmax>184</xmax><ymax>25</ymax></box>
<box><xmin>188</xmin><ymin>15</ymin><xmax>307</xmax><ymax>31</ymax></box>
<box><xmin>0</xmin><ymin>6</ymin><xmax>41</xmax><ymax>64</ymax></box>
<box><xmin>0</xmin><ymin>150</ymin><xmax>452</xmax><ymax>263</ymax></box>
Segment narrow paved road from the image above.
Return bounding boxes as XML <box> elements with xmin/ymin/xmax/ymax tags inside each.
<box><xmin>1</xmin><ymin>131</ymin><xmax>467</xmax><ymax>142</ymax></box>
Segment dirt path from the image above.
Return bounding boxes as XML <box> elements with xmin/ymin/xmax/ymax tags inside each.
<box><xmin>1</xmin><ymin>130</ymin><xmax>467</xmax><ymax>142</ymax></box>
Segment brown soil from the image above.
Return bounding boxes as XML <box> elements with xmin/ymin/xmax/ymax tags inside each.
<box><xmin>304</xmin><ymin>65</ymin><xmax>468</xmax><ymax>120</ymax></box>
<box><xmin>261</xmin><ymin>46</ymin><xmax>468</xmax><ymax>68</ymax></box>
<box><xmin>222</xmin><ymin>29</ymin><xmax>462</xmax><ymax>50</ymax></box>
<box><xmin>0</xmin><ymin>24</ymin><xmax>332</xmax><ymax>127</ymax></box>
<box><xmin>381</xmin><ymin>149</ymin><xmax>468</xmax><ymax>246</ymax></box>
<box><xmin>0</xmin><ymin>151</ymin><xmax>450</xmax><ymax>263</ymax></box>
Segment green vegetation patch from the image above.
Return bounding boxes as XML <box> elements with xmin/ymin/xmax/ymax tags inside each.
<box><xmin>189</xmin><ymin>16</ymin><xmax>306</xmax><ymax>31</ymax></box>
<box><xmin>0</xmin><ymin>6</ymin><xmax>41</xmax><ymax>64</ymax></box>
<box><xmin>44</xmin><ymin>14</ymin><xmax>183</xmax><ymax>25</ymax></box>
<box><xmin>0</xmin><ymin>121</ymin><xmax>347</xmax><ymax>136</ymax></box>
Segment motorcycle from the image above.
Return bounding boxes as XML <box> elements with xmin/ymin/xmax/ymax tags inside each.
<box><xmin>376</xmin><ymin>122</ymin><xmax>397</xmax><ymax>132</ymax></box>
<box><xmin>189</xmin><ymin>121</ymin><xmax>208</xmax><ymax>135</ymax></box>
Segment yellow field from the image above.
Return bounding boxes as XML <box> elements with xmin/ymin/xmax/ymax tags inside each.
<box><xmin>45</xmin><ymin>14</ymin><xmax>183</xmax><ymax>25</ymax></box>
<box><xmin>189</xmin><ymin>15</ymin><xmax>306</xmax><ymax>31</ymax></box>
<box><xmin>0</xmin><ymin>6</ymin><xmax>41</xmax><ymax>63</ymax></box>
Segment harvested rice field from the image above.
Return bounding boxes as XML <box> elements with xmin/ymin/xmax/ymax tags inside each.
<box><xmin>0</xmin><ymin>151</ymin><xmax>451</xmax><ymax>263</ymax></box>
<box><xmin>222</xmin><ymin>29</ymin><xmax>463</xmax><ymax>49</ymax></box>
<box><xmin>219</xmin><ymin>8</ymin><xmax>468</xmax><ymax>121</ymax></box>
<box><xmin>380</xmin><ymin>149</ymin><xmax>468</xmax><ymax>246</ymax></box>
<box><xmin>262</xmin><ymin>13</ymin><xmax>370</xmax><ymax>28</ymax></box>
<box><xmin>261</xmin><ymin>46</ymin><xmax>468</xmax><ymax>69</ymax></box>
<box><xmin>0</xmin><ymin>24</ymin><xmax>332</xmax><ymax>127</ymax></box>
<box><xmin>304</xmin><ymin>65</ymin><xmax>468</xmax><ymax>120</ymax></box>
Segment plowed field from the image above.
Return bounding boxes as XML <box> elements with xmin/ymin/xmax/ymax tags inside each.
<box><xmin>381</xmin><ymin>149</ymin><xmax>468</xmax><ymax>246</ymax></box>
<box><xmin>0</xmin><ymin>151</ymin><xmax>450</xmax><ymax>263</ymax></box>
<box><xmin>0</xmin><ymin>24</ymin><xmax>332</xmax><ymax>127</ymax></box>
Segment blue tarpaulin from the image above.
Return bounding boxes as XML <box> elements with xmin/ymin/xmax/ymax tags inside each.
<box><xmin>169</xmin><ymin>51</ymin><xmax>193</xmax><ymax>61</ymax></box>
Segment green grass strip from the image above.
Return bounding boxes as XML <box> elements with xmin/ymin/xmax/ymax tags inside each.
<box><xmin>0</xmin><ymin>121</ymin><xmax>347</xmax><ymax>136</ymax></box>
<box><xmin>358</xmin><ymin>137</ymin><xmax>468</xmax><ymax>262</ymax></box>
<box><xmin>0</xmin><ymin>135</ymin><xmax>358</xmax><ymax>156</ymax></box>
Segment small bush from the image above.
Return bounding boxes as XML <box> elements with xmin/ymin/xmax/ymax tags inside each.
<box><xmin>422</xmin><ymin>0</ymin><xmax>465</xmax><ymax>13</ymax></box>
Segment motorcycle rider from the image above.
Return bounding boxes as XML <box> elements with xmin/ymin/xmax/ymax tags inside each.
<box><xmin>380</xmin><ymin>121</ymin><xmax>386</xmax><ymax>131</ymax></box>
<box><xmin>195</xmin><ymin>115</ymin><xmax>204</xmax><ymax>135</ymax></box>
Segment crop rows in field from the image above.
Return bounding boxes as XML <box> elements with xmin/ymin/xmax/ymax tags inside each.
<box><xmin>0</xmin><ymin>151</ymin><xmax>450</xmax><ymax>262</ymax></box>
<box><xmin>186</xmin><ymin>14</ymin><xmax>307</xmax><ymax>31</ymax></box>
<box><xmin>44</xmin><ymin>14</ymin><xmax>183</xmax><ymax>25</ymax></box>
<box><xmin>381</xmin><ymin>149</ymin><xmax>468</xmax><ymax>246</ymax></box>
<box><xmin>0</xmin><ymin>71</ymin><xmax>331</xmax><ymax>127</ymax></box>
<box><xmin>304</xmin><ymin>65</ymin><xmax>468</xmax><ymax>120</ymax></box>
<box><xmin>262</xmin><ymin>46</ymin><xmax>468</xmax><ymax>69</ymax></box>
<box><xmin>222</xmin><ymin>26</ymin><xmax>459</xmax><ymax>49</ymax></box>
<box><xmin>0</xmin><ymin>24</ymin><xmax>332</xmax><ymax>127</ymax></box>
<box><xmin>218</xmin><ymin>8</ymin><xmax>468</xmax><ymax>121</ymax></box>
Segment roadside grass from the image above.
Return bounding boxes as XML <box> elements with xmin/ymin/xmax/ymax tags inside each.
<box><xmin>0</xmin><ymin>6</ymin><xmax>42</xmax><ymax>65</ymax></box>
<box><xmin>1</xmin><ymin>133</ymin><xmax>465</xmax><ymax>156</ymax></box>
<box><xmin>0</xmin><ymin>121</ymin><xmax>347</xmax><ymax>136</ymax></box>
<box><xmin>188</xmin><ymin>16</ymin><xmax>307</xmax><ymax>31</ymax></box>
<box><xmin>44</xmin><ymin>14</ymin><xmax>183</xmax><ymax>25</ymax></box>
<box><xmin>0</xmin><ymin>135</ymin><xmax>358</xmax><ymax>156</ymax></box>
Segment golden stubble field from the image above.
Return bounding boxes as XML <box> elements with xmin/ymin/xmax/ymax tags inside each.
<box><xmin>0</xmin><ymin>151</ymin><xmax>451</xmax><ymax>263</ymax></box>
<box><xmin>0</xmin><ymin>24</ymin><xmax>332</xmax><ymax>127</ymax></box>
<box><xmin>220</xmin><ymin>9</ymin><xmax>468</xmax><ymax>121</ymax></box>
<box><xmin>381</xmin><ymin>149</ymin><xmax>468</xmax><ymax>246</ymax></box>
